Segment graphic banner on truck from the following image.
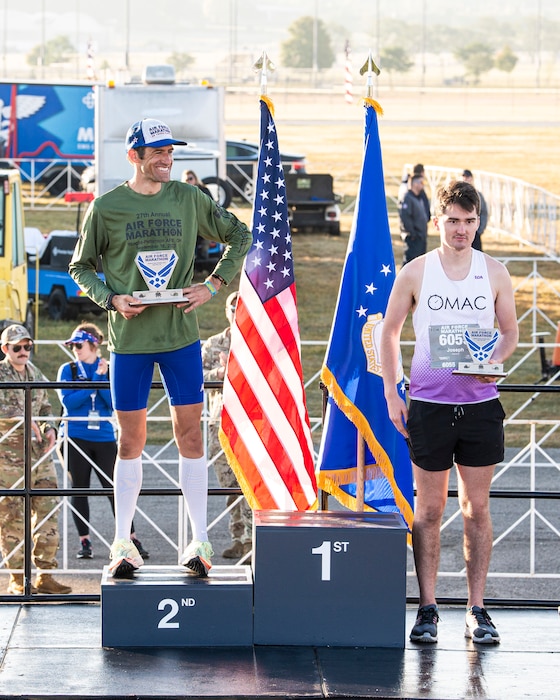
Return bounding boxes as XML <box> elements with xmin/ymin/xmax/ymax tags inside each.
<box><xmin>0</xmin><ymin>82</ymin><xmax>95</xmax><ymax>159</ymax></box>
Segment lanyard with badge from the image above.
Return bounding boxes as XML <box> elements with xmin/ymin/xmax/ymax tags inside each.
<box><xmin>76</xmin><ymin>360</ymin><xmax>101</xmax><ymax>430</ymax></box>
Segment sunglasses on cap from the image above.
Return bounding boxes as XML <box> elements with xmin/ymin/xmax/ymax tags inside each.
<box><xmin>11</xmin><ymin>343</ymin><xmax>33</xmax><ymax>353</ymax></box>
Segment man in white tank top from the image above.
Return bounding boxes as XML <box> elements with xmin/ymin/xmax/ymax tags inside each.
<box><xmin>381</xmin><ymin>181</ymin><xmax>518</xmax><ymax>645</ymax></box>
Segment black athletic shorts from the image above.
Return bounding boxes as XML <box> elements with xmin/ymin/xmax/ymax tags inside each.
<box><xmin>406</xmin><ymin>398</ymin><xmax>505</xmax><ymax>472</ymax></box>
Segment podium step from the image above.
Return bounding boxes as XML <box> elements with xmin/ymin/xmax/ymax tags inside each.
<box><xmin>253</xmin><ymin>511</ymin><xmax>408</xmax><ymax>647</ymax></box>
<box><xmin>101</xmin><ymin>565</ymin><xmax>253</xmax><ymax>648</ymax></box>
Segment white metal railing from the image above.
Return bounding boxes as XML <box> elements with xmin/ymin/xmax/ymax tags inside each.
<box><xmin>2</xmin><ymin>158</ymin><xmax>93</xmax><ymax>207</ymax></box>
<box><xmin>404</xmin><ymin>163</ymin><xmax>560</xmax><ymax>260</ymax></box>
<box><xmin>1</xmin><ymin>245</ymin><xmax>559</xmax><ymax>598</ymax></box>
<box><xmin>1</xmin><ymin>345</ymin><xmax>559</xmax><ymax>600</ymax></box>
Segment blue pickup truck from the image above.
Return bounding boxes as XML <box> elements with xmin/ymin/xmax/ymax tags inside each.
<box><xmin>26</xmin><ymin>229</ymin><xmax>102</xmax><ymax>320</ymax></box>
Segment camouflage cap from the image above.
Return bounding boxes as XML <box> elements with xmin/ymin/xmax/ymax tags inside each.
<box><xmin>0</xmin><ymin>324</ymin><xmax>32</xmax><ymax>346</ymax></box>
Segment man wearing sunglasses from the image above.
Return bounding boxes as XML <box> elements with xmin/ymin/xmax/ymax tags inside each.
<box><xmin>0</xmin><ymin>324</ymin><xmax>71</xmax><ymax>595</ymax></box>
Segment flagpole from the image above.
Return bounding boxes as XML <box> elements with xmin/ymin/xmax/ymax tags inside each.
<box><xmin>356</xmin><ymin>435</ymin><xmax>365</xmax><ymax>511</ymax></box>
<box><xmin>353</xmin><ymin>50</ymin><xmax>382</xmax><ymax>514</ymax></box>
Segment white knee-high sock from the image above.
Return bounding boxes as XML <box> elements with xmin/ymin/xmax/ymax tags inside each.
<box><xmin>178</xmin><ymin>455</ymin><xmax>208</xmax><ymax>542</ymax></box>
<box><xmin>113</xmin><ymin>457</ymin><xmax>142</xmax><ymax>541</ymax></box>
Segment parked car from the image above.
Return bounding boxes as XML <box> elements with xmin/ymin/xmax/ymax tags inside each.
<box><xmin>226</xmin><ymin>139</ymin><xmax>307</xmax><ymax>200</ymax></box>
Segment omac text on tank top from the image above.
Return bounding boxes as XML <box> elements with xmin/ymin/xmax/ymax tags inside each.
<box><xmin>410</xmin><ymin>248</ymin><xmax>498</xmax><ymax>404</ymax></box>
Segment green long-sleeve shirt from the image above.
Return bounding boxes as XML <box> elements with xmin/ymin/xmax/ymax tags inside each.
<box><xmin>69</xmin><ymin>181</ymin><xmax>252</xmax><ymax>354</ymax></box>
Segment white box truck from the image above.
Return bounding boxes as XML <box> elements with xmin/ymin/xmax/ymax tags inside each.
<box><xmin>93</xmin><ymin>80</ymin><xmax>232</xmax><ymax>205</ymax></box>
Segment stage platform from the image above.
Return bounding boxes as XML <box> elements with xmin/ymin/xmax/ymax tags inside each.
<box><xmin>0</xmin><ymin>603</ymin><xmax>558</xmax><ymax>699</ymax></box>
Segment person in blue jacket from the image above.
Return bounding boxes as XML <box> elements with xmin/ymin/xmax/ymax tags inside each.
<box><xmin>57</xmin><ymin>323</ymin><xmax>148</xmax><ymax>560</ymax></box>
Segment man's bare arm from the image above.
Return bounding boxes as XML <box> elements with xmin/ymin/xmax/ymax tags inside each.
<box><xmin>488</xmin><ymin>258</ymin><xmax>519</xmax><ymax>365</ymax></box>
<box><xmin>380</xmin><ymin>264</ymin><xmax>419</xmax><ymax>437</ymax></box>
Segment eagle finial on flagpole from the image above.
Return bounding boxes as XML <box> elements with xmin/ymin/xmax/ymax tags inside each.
<box><xmin>359</xmin><ymin>51</ymin><xmax>383</xmax><ymax>115</ymax></box>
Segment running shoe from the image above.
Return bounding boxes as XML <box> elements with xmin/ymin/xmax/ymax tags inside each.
<box><xmin>410</xmin><ymin>604</ymin><xmax>439</xmax><ymax>643</ymax></box>
<box><xmin>77</xmin><ymin>538</ymin><xmax>93</xmax><ymax>559</ymax></box>
<box><xmin>131</xmin><ymin>537</ymin><xmax>149</xmax><ymax>559</ymax></box>
<box><xmin>108</xmin><ymin>538</ymin><xmax>144</xmax><ymax>578</ymax></box>
<box><xmin>180</xmin><ymin>540</ymin><xmax>214</xmax><ymax>577</ymax></box>
<box><xmin>465</xmin><ymin>606</ymin><xmax>501</xmax><ymax>644</ymax></box>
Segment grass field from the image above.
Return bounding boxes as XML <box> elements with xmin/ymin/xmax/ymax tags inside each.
<box><xmin>24</xmin><ymin>88</ymin><xmax>560</xmax><ymax>447</ymax></box>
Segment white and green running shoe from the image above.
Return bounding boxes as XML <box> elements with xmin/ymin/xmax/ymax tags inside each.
<box><xmin>109</xmin><ymin>538</ymin><xmax>144</xmax><ymax>578</ymax></box>
<box><xmin>180</xmin><ymin>540</ymin><xmax>214</xmax><ymax>577</ymax></box>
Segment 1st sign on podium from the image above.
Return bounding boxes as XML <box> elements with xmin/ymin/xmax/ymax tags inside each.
<box><xmin>252</xmin><ymin>510</ymin><xmax>408</xmax><ymax>647</ymax></box>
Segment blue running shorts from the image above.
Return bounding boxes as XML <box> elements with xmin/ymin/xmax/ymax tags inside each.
<box><xmin>110</xmin><ymin>342</ymin><xmax>204</xmax><ymax>412</ymax></box>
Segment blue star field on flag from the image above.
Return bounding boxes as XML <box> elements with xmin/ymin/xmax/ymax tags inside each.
<box><xmin>246</xmin><ymin>104</ymin><xmax>295</xmax><ymax>303</ymax></box>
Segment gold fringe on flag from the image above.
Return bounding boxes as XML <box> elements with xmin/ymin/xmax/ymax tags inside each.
<box><xmin>364</xmin><ymin>96</ymin><xmax>384</xmax><ymax>116</ymax></box>
<box><xmin>260</xmin><ymin>94</ymin><xmax>275</xmax><ymax>118</ymax></box>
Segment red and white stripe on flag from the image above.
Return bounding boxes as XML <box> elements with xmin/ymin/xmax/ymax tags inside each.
<box><xmin>219</xmin><ymin>279</ymin><xmax>317</xmax><ymax>511</ymax></box>
<box><xmin>344</xmin><ymin>59</ymin><xmax>353</xmax><ymax>104</ymax></box>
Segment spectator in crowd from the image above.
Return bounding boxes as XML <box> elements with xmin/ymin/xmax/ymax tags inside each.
<box><xmin>0</xmin><ymin>324</ymin><xmax>71</xmax><ymax>595</ymax></box>
<box><xmin>201</xmin><ymin>291</ymin><xmax>252</xmax><ymax>559</ymax></box>
<box><xmin>398</xmin><ymin>174</ymin><xmax>430</xmax><ymax>265</ymax></box>
<box><xmin>398</xmin><ymin>164</ymin><xmax>431</xmax><ymax>222</ymax></box>
<box><xmin>57</xmin><ymin>322</ymin><xmax>148</xmax><ymax>560</ymax></box>
<box><xmin>412</xmin><ymin>163</ymin><xmax>431</xmax><ymax>221</ymax></box>
<box><xmin>181</xmin><ymin>169</ymin><xmax>213</xmax><ymax>199</ymax></box>
<box><xmin>462</xmin><ymin>169</ymin><xmax>488</xmax><ymax>251</ymax></box>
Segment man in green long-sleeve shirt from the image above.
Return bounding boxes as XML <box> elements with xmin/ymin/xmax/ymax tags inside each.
<box><xmin>69</xmin><ymin>118</ymin><xmax>252</xmax><ymax>578</ymax></box>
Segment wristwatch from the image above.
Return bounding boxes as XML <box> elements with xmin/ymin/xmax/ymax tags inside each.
<box><xmin>105</xmin><ymin>292</ymin><xmax>117</xmax><ymax>311</ymax></box>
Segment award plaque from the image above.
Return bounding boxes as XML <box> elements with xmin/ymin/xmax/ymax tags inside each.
<box><xmin>453</xmin><ymin>328</ymin><xmax>508</xmax><ymax>377</ymax></box>
<box><xmin>129</xmin><ymin>250</ymin><xmax>185</xmax><ymax>306</ymax></box>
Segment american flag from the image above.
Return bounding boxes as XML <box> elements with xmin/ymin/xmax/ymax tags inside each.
<box><xmin>219</xmin><ymin>98</ymin><xmax>317</xmax><ymax>511</ymax></box>
<box><xmin>86</xmin><ymin>40</ymin><xmax>96</xmax><ymax>81</ymax></box>
<box><xmin>344</xmin><ymin>40</ymin><xmax>353</xmax><ymax>104</ymax></box>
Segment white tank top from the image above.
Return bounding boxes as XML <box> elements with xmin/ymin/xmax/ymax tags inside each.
<box><xmin>410</xmin><ymin>248</ymin><xmax>498</xmax><ymax>404</ymax></box>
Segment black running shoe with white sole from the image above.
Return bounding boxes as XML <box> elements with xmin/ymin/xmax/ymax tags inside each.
<box><xmin>465</xmin><ymin>606</ymin><xmax>500</xmax><ymax>644</ymax></box>
<box><xmin>410</xmin><ymin>604</ymin><xmax>439</xmax><ymax>643</ymax></box>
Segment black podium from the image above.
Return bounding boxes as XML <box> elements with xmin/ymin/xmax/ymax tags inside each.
<box><xmin>101</xmin><ymin>511</ymin><xmax>408</xmax><ymax>648</ymax></box>
<box><xmin>101</xmin><ymin>565</ymin><xmax>253</xmax><ymax>648</ymax></box>
<box><xmin>252</xmin><ymin>511</ymin><xmax>408</xmax><ymax>647</ymax></box>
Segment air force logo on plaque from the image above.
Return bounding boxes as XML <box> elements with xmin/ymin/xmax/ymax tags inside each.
<box><xmin>453</xmin><ymin>328</ymin><xmax>506</xmax><ymax>376</ymax></box>
<box><xmin>464</xmin><ymin>328</ymin><xmax>499</xmax><ymax>363</ymax></box>
<box><xmin>135</xmin><ymin>250</ymin><xmax>178</xmax><ymax>291</ymax></box>
<box><xmin>361</xmin><ymin>312</ymin><xmax>404</xmax><ymax>381</ymax></box>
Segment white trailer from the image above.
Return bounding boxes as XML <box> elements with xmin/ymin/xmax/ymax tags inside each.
<box><xmin>94</xmin><ymin>82</ymin><xmax>231</xmax><ymax>204</ymax></box>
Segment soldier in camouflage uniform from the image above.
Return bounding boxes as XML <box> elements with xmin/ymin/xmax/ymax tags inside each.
<box><xmin>0</xmin><ymin>325</ymin><xmax>71</xmax><ymax>595</ymax></box>
<box><xmin>201</xmin><ymin>292</ymin><xmax>252</xmax><ymax>559</ymax></box>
